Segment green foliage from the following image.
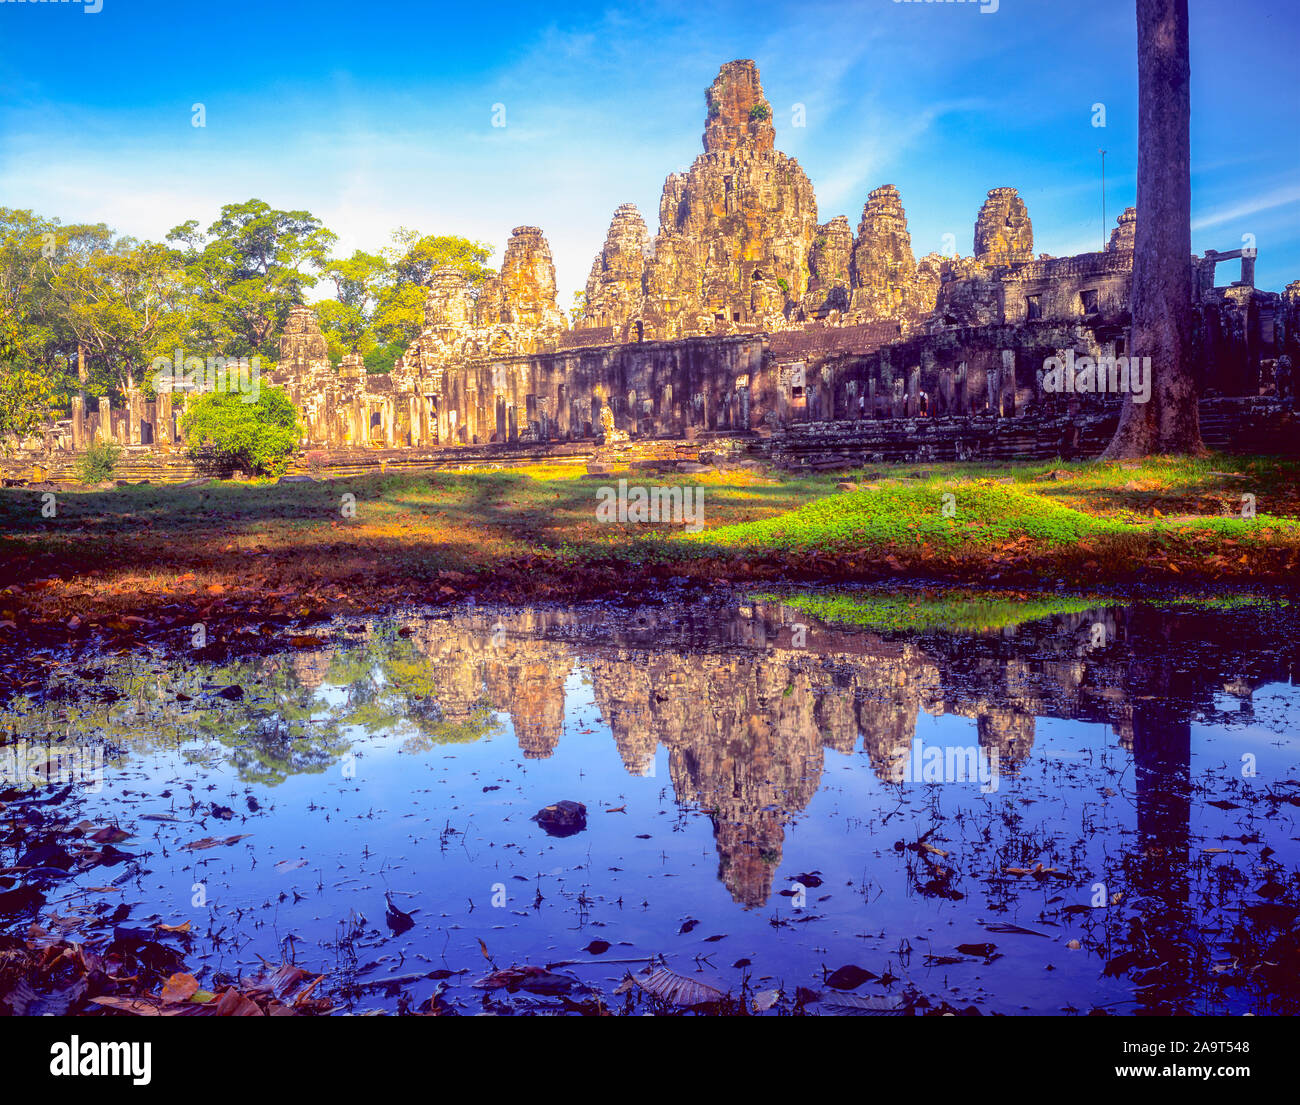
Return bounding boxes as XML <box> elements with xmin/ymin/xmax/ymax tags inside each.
<box><xmin>371</xmin><ymin>229</ymin><xmax>494</xmax><ymax>348</ymax></box>
<box><xmin>363</xmin><ymin>340</ymin><xmax>406</xmax><ymax>374</ymax></box>
<box><xmin>0</xmin><ymin>314</ymin><xmax>62</xmax><ymax>444</ymax></box>
<box><xmin>686</xmin><ymin>480</ymin><xmax>1133</xmax><ymax>555</ymax></box>
<box><xmin>167</xmin><ymin>199</ymin><xmax>337</xmax><ymax>361</ymax></box>
<box><xmin>74</xmin><ymin>438</ymin><xmax>123</xmax><ymax>484</ymax></box>
<box><xmin>2</xmin><ymin>202</ymin><xmax>496</xmax><ymax>437</ymax></box>
<box><xmin>50</xmin><ymin>238</ymin><xmax>183</xmax><ymax>396</ymax></box>
<box><xmin>181</xmin><ymin>385</ymin><xmax>301</xmax><ymax>477</ymax></box>
<box><xmin>749</xmin><ymin>103</ymin><xmax>771</xmax><ymax>121</ymax></box>
<box><xmin>753</xmin><ymin>588</ymin><xmax>1105</xmax><ymax>633</ymax></box>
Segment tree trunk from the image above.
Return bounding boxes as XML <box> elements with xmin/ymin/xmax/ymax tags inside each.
<box><xmin>1102</xmin><ymin>0</ymin><xmax>1206</xmax><ymax>458</ymax></box>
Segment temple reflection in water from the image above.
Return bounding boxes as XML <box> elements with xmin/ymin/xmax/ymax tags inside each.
<box><xmin>272</xmin><ymin>598</ymin><xmax>1293</xmax><ymax>910</ymax></box>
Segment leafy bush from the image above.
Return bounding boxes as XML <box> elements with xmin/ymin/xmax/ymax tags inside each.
<box><xmin>181</xmin><ymin>386</ymin><xmax>301</xmax><ymax>477</ymax></box>
<box><xmin>75</xmin><ymin>438</ymin><xmax>122</xmax><ymax>484</ymax></box>
<box><xmin>749</xmin><ymin>103</ymin><xmax>771</xmax><ymax>121</ymax></box>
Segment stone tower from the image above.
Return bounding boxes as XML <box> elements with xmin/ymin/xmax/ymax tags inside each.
<box><xmin>278</xmin><ymin>304</ymin><xmax>329</xmax><ymax>367</ymax></box>
<box><xmin>804</xmin><ymin>215</ymin><xmax>853</xmax><ymax>316</ymax></box>
<box><xmin>272</xmin><ymin>305</ymin><xmax>334</xmax><ymax>442</ymax></box>
<box><xmin>1107</xmin><ymin>207</ymin><xmax>1137</xmax><ymax>253</ymax></box>
<box><xmin>639</xmin><ymin>59</ymin><xmax>819</xmax><ymax>339</ymax></box>
<box><xmin>424</xmin><ymin>266</ymin><xmax>474</xmax><ymax>330</ymax></box>
<box><xmin>974</xmin><ymin>187</ymin><xmax>1034</xmax><ymax>266</ymax></box>
<box><xmin>495</xmin><ymin>226</ymin><xmax>567</xmax><ymax>333</ymax></box>
<box><xmin>850</xmin><ymin>184</ymin><xmax>921</xmax><ymax>320</ymax></box>
<box><xmin>582</xmin><ymin>202</ymin><xmax>649</xmax><ymax>334</ymax></box>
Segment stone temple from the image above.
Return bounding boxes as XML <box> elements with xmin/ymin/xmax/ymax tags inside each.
<box><xmin>15</xmin><ymin>59</ymin><xmax>1300</xmax><ymax>476</ymax></box>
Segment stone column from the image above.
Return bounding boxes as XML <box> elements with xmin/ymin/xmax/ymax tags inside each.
<box><xmin>126</xmin><ymin>388</ymin><xmax>141</xmax><ymax>444</ymax></box>
<box><xmin>71</xmin><ymin>396</ymin><xmax>85</xmax><ymax>451</ymax></box>
<box><xmin>97</xmin><ymin>397</ymin><xmax>112</xmax><ymax>442</ymax></box>
<box><xmin>1241</xmin><ymin>252</ymin><xmax>1256</xmax><ymax>288</ymax></box>
<box><xmin>1001</xmin><ymin>350</ymin><xmax>1015</xmax><ymax>417</ymax></box>
<box><xmin>409</xmin><ymin>396</ymin><xmax>422</xmax><ymax>447</ymax></box>
<box><xmin>156</xmin><ymin>390</ymin><xmax>173</xmax><ymax>444</ymax></box>
<box><xmin>384</xmin><ymin>399</ymin><xmax>396</xmax><ymax>447</ymax></box>
<box><xmin>351</xmin><ymin>398</ymin><xmax>365</xmax><ymax>446</ymax></box>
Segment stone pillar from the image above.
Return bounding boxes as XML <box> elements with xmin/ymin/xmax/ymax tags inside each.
<box><xmin>71</xmin><ymin>396</ymin><xmax>85</xmax><ymax>451</ymax></box>
<box><xmin>908</xmin><ymin>367</ymin><xmax>921</xmax><ymax>417</ymax></box>
<box><xmin>97</xmin><ymin>397</ymin><xmax>112</xmax><ymax>442</ymax></box>
<box><xmin>156</xmin><ymin>390</ymin><xmax>173</xmax><ymax>445</ymax></box>
<box><xmin>1001</xmin><ymin>350</ymin><xmax>1016</xmax><ymax>417</ymax></box>
<box><xmin>126</xmin><ymin>388</ymin><xmax>141</xmax><ymax>444</ymax></box>
<box><xmin>1241</xmin><ymin>252</ymin><xmax>1256</xmax><ymax>288</ymax></box>
<box><xmin>466</xmin><ymin>385</ymin><xmax>480</xmax><ymax>443</ymax></box>
<box><xmin>384</xmin><ymin>399</ymin><xmax>395</xmax><ymax>447</ymax></box>
<box><xmin>409</xmin><ymin>396</ymin><xmax>422</xmax><ymax>447</ymax></box>
<box><xmin>351</xmin><ymin>398</ymin><xmax>365</xmax><ymax>446</ymax></box>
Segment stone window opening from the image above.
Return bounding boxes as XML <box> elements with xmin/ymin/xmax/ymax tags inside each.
<box><xmin>733</xmin><ymin>311</ymin><xmax>742</xmax><ymax>322</ymax></box>
<box><xmin>1027</xmin><ymin>294</ymin><xmax>1042</xmax><ymax>320</ymax></box>
<box><xmin>1080</xmin><ymin>288</ymin><xmax>1099</xmax><ymax>315</ymax></box>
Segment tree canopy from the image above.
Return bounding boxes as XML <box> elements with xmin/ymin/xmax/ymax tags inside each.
<box><xmin>0</xmin><ymin>201</ymin><xmax>499</xmax><ymax>434</ymax></box>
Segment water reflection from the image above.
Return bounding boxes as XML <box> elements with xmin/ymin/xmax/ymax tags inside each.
<box><xmin>4</xmin><ymin>593</ymin><xmax>1299</xmax><ymax>1014</ymax></box>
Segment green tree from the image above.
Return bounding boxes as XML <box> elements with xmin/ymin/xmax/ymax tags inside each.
<box><xmin>0</xmin><ymin>208</ymin><xmax>110</xmax><ymax>404</ymax></box>
<box><xmin>181</xmin><ymin>385</ymin><xmax>302</xmax><ymax>477</ymax></box>
<box><xmin>168</xmin><ymin>200</ymin><xmax>336</xmax><ymax>361</ymax></box>
<box><xmin>0</xmin><ymin>314</ymin><xmax>61</xmax><ymax>445</ymax></box>
<box><xmin>50</xmin><ymin>238</ymin><xmax>183</xmax><ymax>395</ymax></box>
<box><xmin>372</xmin><ymin>229</ymin><xmax>494</xmax><ymax>350</ymax></box>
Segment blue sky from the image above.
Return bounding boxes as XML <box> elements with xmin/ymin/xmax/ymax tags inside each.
<box><xmin>2</xmin><ymin>0</ymin><xmax>1297</xmax><ymax>305</ymax></box>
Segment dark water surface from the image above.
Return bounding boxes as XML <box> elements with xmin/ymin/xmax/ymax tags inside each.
<box><xmin>4</xmin><ymin>591</ymin><xmax>1300</xmax><ymax>1015</ymax></box>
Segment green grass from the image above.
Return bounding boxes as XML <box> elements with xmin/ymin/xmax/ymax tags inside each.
<box><xmin>682</xmin><ymin>477</ymin><xmax>1299</xmax><ymax>558</ymax></box>
<box><xmin>752</xmin><ymin>586</ymin><xmax>1290</xmax><ymax>634</ymax></box>
<box><xmin>752</xmin><ymin>588</ymin><xmax>1107</xmax><ymax>633</ymax></box>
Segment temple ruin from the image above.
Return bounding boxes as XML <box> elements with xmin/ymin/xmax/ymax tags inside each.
<box><xmin>9</xmin><ymin>59</ymin><xmax>1299</xmax><ymax>478</ymax></box>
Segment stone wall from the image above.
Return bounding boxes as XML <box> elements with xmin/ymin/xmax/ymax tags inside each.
<box><xmin>9</xmin><ymin>57</ymin><xmax>1299</xmax><ymax>472</ymax></box>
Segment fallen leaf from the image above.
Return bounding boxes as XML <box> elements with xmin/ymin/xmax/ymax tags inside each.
<box><xmin>633</xmin><ymin>967</ymin><xmax>725</xmax><ymax>1007</ymax></box>
<box><xmin>160</xmin><ymin>973</ymin><xmax>200</xmax><ymax>1004</ymax></box>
